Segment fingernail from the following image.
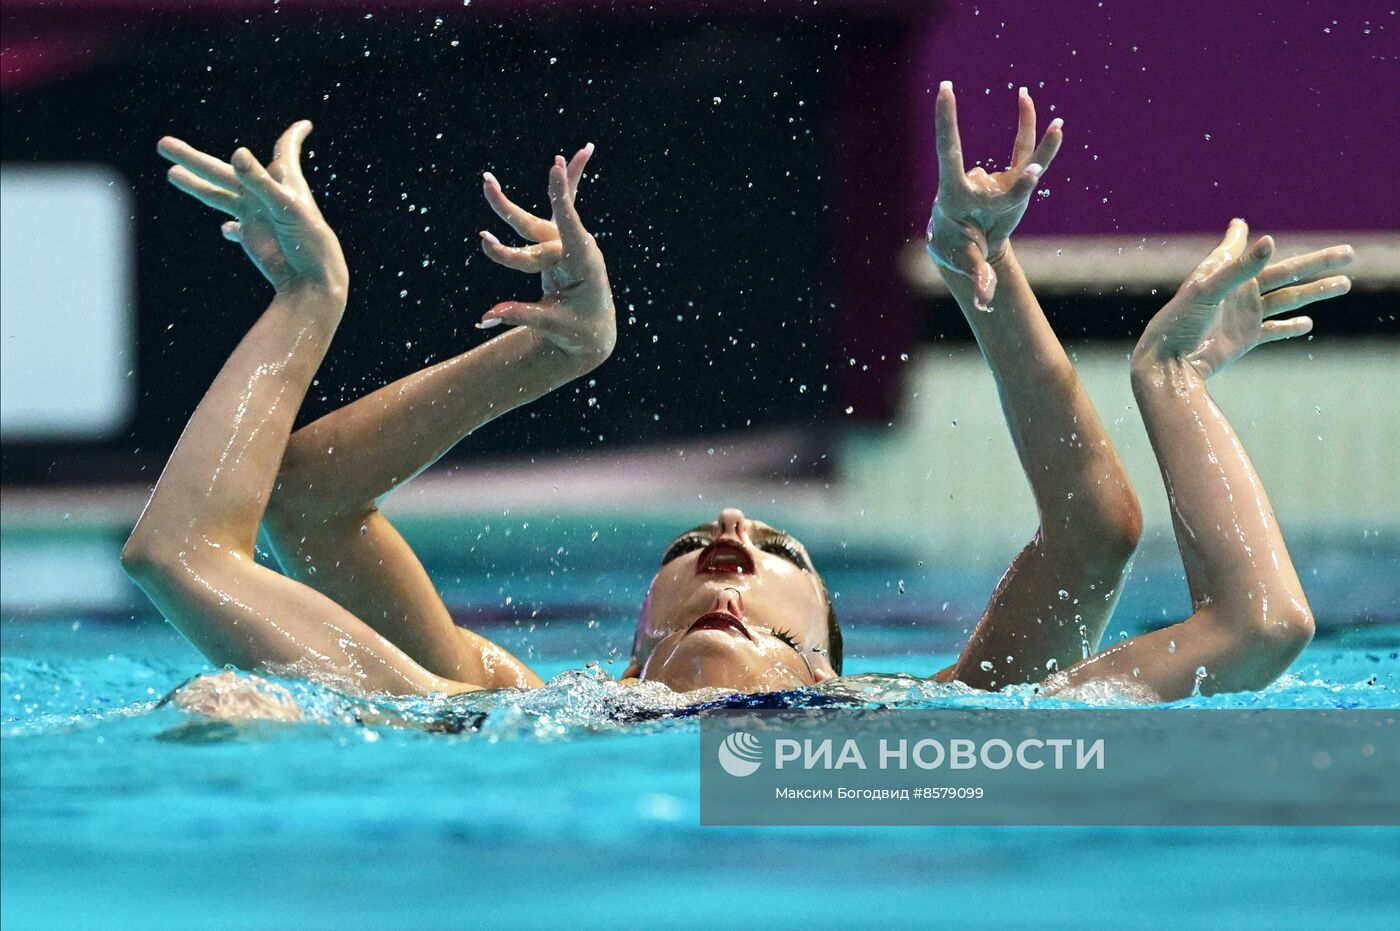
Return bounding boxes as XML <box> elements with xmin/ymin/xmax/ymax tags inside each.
<box><xmin>1027</xmin><ymin>162</ymin><xmax>1043</xmax><ymax>176</ymax></box>
<box><xmin>1018</xmin><ymin>86</ymin><xmax>1028</xmax><ymax>97</ymax></box>
<box><xmin>1049</xmin><ymin>117</ymin><xmax>1063</xmax><ymax>130</ymax></box>
<box><xmin>940</xmin><ymin>80</ymin><xmax>953</xmax><ymax>92</ymax></box>
<box><xmin>584</xmin><ymin>142</ymin><xmax>595</xmax><ymax>153</ymax></box>
<box><xmin>476</xmin><ymin>318</ymin><xmax>503</xmax><ymax>329</ymax></box>
<box><xmin>480</xmin><ymin>230</ymin><xmax>501</xmax><ymax>245</ymax></box>
<box><xmin>483</xmin><ymin>171</ymin><xmax>497</xmax><ymax>185</ymax></box>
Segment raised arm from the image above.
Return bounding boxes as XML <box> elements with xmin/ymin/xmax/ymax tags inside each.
<box><xmin>1052</xmin><ymin>221</ymin><xmax>1353</xmax><ymax>700</ymax></box>
<box><xmin>121</xmin><ymin>122</ymin><xmax>472</xmax><ymax>696</ymax></box>
<box><xmin>926</xmin><ymin>84</ymin><xmax>1142</xmax><ymax>688</ymax></box>
<box><xmin>258</xmin><ymin>149</ymin><xmax>614</xmax><ymax>688</ymax></box>
<box><xmin>273</xmin><ymin>146</ymin><xmax>613</xmax><ymax>514</ymax></box>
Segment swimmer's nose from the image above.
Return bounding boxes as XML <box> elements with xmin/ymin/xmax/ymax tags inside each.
<box><xmin>709</xmin><ymin>586</ymin><xmax>745</xmax><ymax>619</ymax></box>
<box><xmin>716</xmin><ymin>508</ymin><xmax>750</xmax><ymax>543</ymax></box>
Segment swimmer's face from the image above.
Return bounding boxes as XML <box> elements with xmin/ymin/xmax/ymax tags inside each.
<box><xmin>624</xmin><ymin>508</ymin><xmax>837</xmax><ymax>693</ymax></box>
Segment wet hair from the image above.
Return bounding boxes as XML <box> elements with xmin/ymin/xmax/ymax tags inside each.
<box><xmin>820</xmin><ymin>585</ymin><xmax>843</xmax><ymax>676</ymax></box>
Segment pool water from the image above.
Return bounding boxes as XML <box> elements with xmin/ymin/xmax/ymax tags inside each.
<box><xmin>3</xmin><ymin>522</ymin><xmax>1398</xmax><ymax>929</ymax></box>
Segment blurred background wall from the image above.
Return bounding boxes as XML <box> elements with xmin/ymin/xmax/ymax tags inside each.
<box><xmin>2</xmin><ymin>0</ymin><xmax>1396</xmax><ymax>571</ymax></box>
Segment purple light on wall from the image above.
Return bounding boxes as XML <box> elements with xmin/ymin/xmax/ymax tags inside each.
<box><xmin>905</xmin><ymin>1</ymin><xmax>1399</xmax><ymax>236</ymax></box>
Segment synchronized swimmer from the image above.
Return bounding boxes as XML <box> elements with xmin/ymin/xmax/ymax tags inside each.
<box><xmin>121</xmin><ymin>83</ymin><xmax>1355</xmax><ymax>716</ymax></box>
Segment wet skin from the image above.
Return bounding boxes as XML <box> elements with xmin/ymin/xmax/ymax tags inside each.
<box><xmin>623</xmin><ymin>508</ymin><xmax>837</xmax><ymax>694</ymax></box>
<box><xmin>130</xmin><ymin>102</ymin><xmax>1353</xmax><ymax>709</ymax></box>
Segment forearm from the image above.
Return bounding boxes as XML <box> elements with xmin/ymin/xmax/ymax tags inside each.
<box><xmin>127</xmin><ymin>285</ymin><xmax>345</xmax><ymax>557</ymax></box>
<box><xmin>941</xmin><ymin>244</ymin><xmax>1066</xmax><ymax>375</ymax></box>
<box><xmin>941</xmin><ymin>244</ymin><xmax>1138</xmax><ymax>541</ymax></box>
<box><xmin>1131</xmin><ymin>356</ymin><xmax>1306</xmax><ymax>614</ymax></box>
<box><xmin>274</xmin><ymin>325</ymin><xmax>589</xmax><ymax>518</ymax></box>
<box><xmin>1049</xmin><ymin>357</ymin><xmax>1312</xmax><ymax>699</ymax></box>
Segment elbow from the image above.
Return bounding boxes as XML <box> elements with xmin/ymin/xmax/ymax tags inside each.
<box><xmin>1212</xmin><ymin>595</ymin><xmax>1315</xmax><ymax>684</ymax></box>
<box><xmin>1250</xmin><ymin>601</ymin><xmax>1316</xmax><ymax>659</ymax></box>
<box><xmin>120</xmin><ymin>531</ymin><xmax>172</xmax><ymax>584</ymax></box>
<box><xmin>1047</xmin><ymin>489</ymin><xmax>1143</xmax><ymax>565</ymax></box>
<box><xmin>1091</xmin><ymin>455</ymin><xmax>1145</xmax><ymax>559</ymax></box>
<box><xmin>1098</xmin><ymin>494</ymin><xmax>1144</xmax><ymax>560</ymax></box>
<box><xmin>1189</xmin><ymin>592</ymin><xmax>1315</xmax><ymax>693</ymax></box>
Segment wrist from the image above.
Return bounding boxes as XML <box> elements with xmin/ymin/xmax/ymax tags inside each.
<box><xmin>563</xmin><ymin>338</ymin><xmax>614</xmax><ymax>376</ymax></box>
<box><xmin>1130</xmin><ymin>327</ymin><xmax>1184</xmax><ymax>373</ymax></box>
<box><xmin>524</xmin><ymin>324</ymin><xmax>612</xmax><ymax>378</ymax></box>
<box><xmin>1130</xmin><ymin>343</ymin><xmax>1173</xmax><ymax>375</ymax></box>
<box><xmin>1130</xmin><ymin>351</ymin><xmax>1201</xmax><ymax>396</ymax></box>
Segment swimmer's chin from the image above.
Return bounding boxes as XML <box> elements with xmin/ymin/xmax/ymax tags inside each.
<box><xmin>640</xmin><ymin>630</ymin><xmax>806</xmax><ymax>694</ymax></box>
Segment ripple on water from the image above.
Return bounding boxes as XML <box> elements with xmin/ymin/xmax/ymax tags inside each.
<box><xmin>4</xmin><ymin>641</ymin><xmax>1396</xmax><ymax>743</ymax></box>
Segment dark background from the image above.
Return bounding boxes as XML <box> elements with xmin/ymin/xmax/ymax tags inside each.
<box><xmin>2</xmin><ymin>1</ymin><xmax>1394</xmax><ymax>485</ymax></box>
<box><xmin>2</xmin><ymin>13</ymin><xmax>856</xmax><ymax>482</ymax></box>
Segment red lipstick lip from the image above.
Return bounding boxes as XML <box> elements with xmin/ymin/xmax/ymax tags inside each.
<box><xmin>686</xmin><ymin>610</ymin><xmax>755</xmax><ymax>642</ymax></box>
<box><xmin>695</xmin><ymin>539</ymin><xmax>756</xmax><ymax>575</ymax></box>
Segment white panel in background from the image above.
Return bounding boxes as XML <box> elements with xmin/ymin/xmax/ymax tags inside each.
<box><xmin>0</xmin><ymin>165</ymin><xmax>135</xmax><ymax>440</ymax></box>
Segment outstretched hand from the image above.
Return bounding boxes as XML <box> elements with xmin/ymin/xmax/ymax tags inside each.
<box><xmin>478</xmin><ymin>145</ymin><xmax>616</xmax><ymax>368</ymax></box>
<box><xmin>157</xmin><ymin>121</ymin><xmax>347</xmax><ymax>295</ymax></box>
<box><xmin>926</xmin><ymin>82</ymin><xmax>1063</xmax><ymax>310</ymax></box>
<box><xmin>1135</xmin><ymin>219</ymin><xmax>1354</xmax><ymax>377</ymax></box>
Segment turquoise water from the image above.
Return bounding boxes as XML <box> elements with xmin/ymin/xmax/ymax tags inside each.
<box><xmin>3</xmin><ymin>523</ymin><xmax>1398</xmax><ymax>929</ymax></box>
